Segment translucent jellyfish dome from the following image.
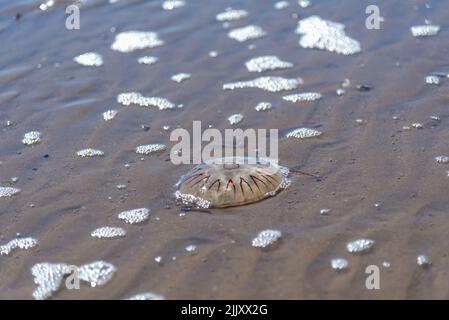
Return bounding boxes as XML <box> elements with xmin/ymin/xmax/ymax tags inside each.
<box><xmin>175</xmin><ymin>157</ymin><xmax>290</xmax><ymax>208</ymax></box>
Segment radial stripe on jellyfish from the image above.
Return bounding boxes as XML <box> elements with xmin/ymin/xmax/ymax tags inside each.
<box><xmin>175</xmin><ymin>157</ymin><xmax>290</xmax><ymax>208</ymax></box>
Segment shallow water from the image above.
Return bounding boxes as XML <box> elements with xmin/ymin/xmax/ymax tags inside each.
<box><xmin>2</xmin><ymin>0</ymin><xmax>449</xmax><ymax>299</ymax></box>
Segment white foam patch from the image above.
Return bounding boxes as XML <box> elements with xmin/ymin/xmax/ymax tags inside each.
<box><xmin>126</xmin><ymin>292</ymin><xmax>165</xmax><ymax>300</ymax></box>
<box><xmin>223</xmin><ymin>76</ymin><xmax>300</xmax><ymax>92</ymax></box>
<box><xmin>103</xmin><ymin>110</ymin><xmax>118</xmax><ymax>121</ymax></box>
<box><xmin>295</xmin><ymin>15</ymin><xmax>361</xmax><ymax>55</ymax></box>
<box><xmin>135</xmin><ymin>144</ymin><xmax>166</xmax><ymax>155</ymax></box>
<box><xmin>91</xmin><ymin>227</ymin><xmax>126</xmax><ymax>239</ymax></box>
<box><xmin>0</xmin><ymin>237</ymin><xmax>38</xmax><ymax>255</ymax></box>
<box><xmin>245</xmin><ymin>55</ymin><xmax>293</xmax><ymax>72</ymax></box>
<box><xmin>331</xmin><ymin>258</ymin><xmax>348</xmax><ymax>270</ymax></box>
<box><xmin>73</xmin><ymin>52</ymin><xmax>104</xmax><ymax>67</ymax></box>
<box><xmin>22</xmin><ymin>131</ymin><xmax>42</xmax><ymax>145</ymax></box>
<box><xmin>411</xmin><ymin>25</ymin><xmax>440</xmax><ymax>37</ymax></box>
<box><xmin>117</xmin><ymin>92</ymin><xmax>177</xmax><ymax>110</ymax></box>
<box><xmin>255</xmin><ymin>102</ymin><xmax>272</xmax><ymax>111</ymax></box>
<box><xmin>118</xmin><ymin>208</ymin><xmax>150</xmax><ymax>224</ymax></box>
<box><xmin>31</xmin><ymin>261</ymin><xmax>116</xmax><ymax>300</ymax></box>
<box><xmin>274</xmin><ymin>1</ymin><xmax>289</xmax><ymax>10</ymax></box>
<box><xmin>435</xmin><ymin>156</ymin><xmax>449</xmax><ymax>164</ymax></box>
<box><xmin>283</xmin><ymin>92</ymin><xmax>322</xmax><ymax>102</ymax></box>
<box><xmin>252</xmin><ymin>229</ymin><xmax>282</xmax><ymax>248</ymax></box>
<box><xmin>0</xmin><ymin>187</ymin><xmax>21</xmax><ymax>197</ymax></box>
<box><xmin>228</xmin><ymin>25</ymin><xmax>266</xmax><ymax>42</ymax></box>
<box><xmin>138</xmin><ymin>56</ymin><xmax>159</xmax><ymax>65</ymax></box>
<box><xmin>216</xmin><ymin>9</ymin><xmax>248</xmax><ymax>22</ymax></box>
<box><xmin>228</xmin><ymin>114</ymin><xmax>244</xmax><ymax>125</ymax></box>
<box><xmin>171</xmin><ymin>73</ymin><xmax>191</xmax><ymax>83</ymax></box>
<box><xmin>77</xmin><ymin>148</ymin><xmax>105</xmax><ymax>157</ymax></box>
<box><xmin>162</xmin><ymin>0</ymin><xmax>185</xmax><ymax>10</ymax></box>
<box><xmin>346</xmin><ymin>239</ymin><xmax>375</xmax><ymax>253</ymax></box>
<box><xmin>285</xmin><ymin>127</ymin><xmax>322</xmax><ymax>139</ymax></box>
<box><xmin>111</xmin><ymin>31</ymin><xmax>164</xmax><ymax>53</ymax></box>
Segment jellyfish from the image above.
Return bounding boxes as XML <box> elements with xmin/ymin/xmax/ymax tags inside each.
<box><xmin>175</xmin><ymin>157</ymin><xmax>291</xmax><ymax>209</ymax></box>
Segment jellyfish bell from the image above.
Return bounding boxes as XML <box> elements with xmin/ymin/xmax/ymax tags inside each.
<box><xmin>175</xmin><ymin>157</ymin><xmax>290</xmax><ymax>209</ymax></box>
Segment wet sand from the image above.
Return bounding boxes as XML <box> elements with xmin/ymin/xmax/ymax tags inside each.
<box><xmin>2</xmin><ymin>0</ymin><xmax>449</xmax><ymax>299</ymax></box>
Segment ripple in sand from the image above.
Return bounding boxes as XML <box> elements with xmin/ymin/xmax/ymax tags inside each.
<box><xmin>228</xmin><ymin>114</ymin><xmax>244</xmax><ymax>125</ymax></box>
<box><xmin>417</xmin><ymin>255</ymin><xmax>431</xmax><ymax>267</ymax></box>
<box><xmin>138</xmin><ymin>56</ymin><xmax>158</xmax><ymax>65</ymax></box>
<box><xmin>0</xmin><ymin>187</ymin><xmax>21</xmax><ymax>198</ymax></box>
<box><xmin>245</xmin><ymin>55</ymin><xmax>293</xmax><ymax>72</ymax></box>
<box><xmin>111</xmin><ymin>31</ymin><xmax>164</xmax><ymax>53</ymax></box>
<box><xmin>285</xmin><ymin>127</ymin><xmax>322</xmax><ymax>139</ymax></box>
<box><xmin>216</xmin><ymin>9</ymin><xmax>248</xmax><ymax>22</ymax></box>
<box><xmin>435</xmin><ymin>156</ymin><xmax>449</xmax><ymax>164</ymax></box>
<box><xmin>283</xmin><ymin>92</ymin><xmax>322</xmax><ymax>103</ymax></box>
<box><xmin>77</xmin><ymin>148</ymin><xmax>105</xmax><ymax>157</ymax></box>
<box><xmin>252</xmin><ymin>229</ymin><xmax>282</xmax><ymax>248</ymax></box>
<box><xmin>171</xmin><ymin>73</ymin><xmax>191</xmax><ymax>83</ymax></box>
<box><xmin>255</xmin><ymin>102</ymin><xmax>272</xmax><ymax>111</ymax></box>
<box><xmin>118</xmin><ymin>208</ymin><xmax>150</xmax><ymax>224</ymax></box>
<box><xmin>331</xmin><ymin>258</ymin><xmax>348</xmax><ymax>270</ymax></box>
<box><xmin>22</xmin><ymin>131</ymin><xmax>42</xmax><ymax>145</ymax></box>
<box><xmin>411</xmin><ymin>25</ymin><xmax>440</xmax><ymax>37</ymax></box>
<box><xmin>175</xmin><ymin>157</ymin><xmax>290</xmax><ymax>208</ymax></box>
<box><xmin>295</xmin><ymin>16</ymin><xmax>361</xmax><ymax>55</ymax></box>
<box><xmin>91</xmin><ymin>227</ymin><xmax>126</xmax><ymax>239</ymax></box>
<box><xmin>117</xmin><ymin>92</ymin><xmax>177</xmax><ymax>110</ymax></box>
<box><xmin>73</xmin><ymin>52</ymin><xmax>104</xmax><ymax>67</ymax></box>
<box><xmin>135</xmin><ymin>144</ymin><xmax>166</xmax><ymax>155</ymax></box>
<box><xmin>103</xmin><ymin>110</ymin><xmax>118</xmax><ymax>121</ymax></box>
<box><xmin>346</xmin><ymin>239</ymin><xmax>375</xmax><ymax>253</ymax></box>
<box><xmin>228</xmin><ymin>25</ymin><xmax>266</xmax><ymax>42</ymax></box>
<box><xmin>223</xmin><ymin>76</ymin><xmax>300</xmax><ymax>92</ymax></box>
<box><xmin>0</xmin><ymin>237</ymin><xmax>38</xmax><ymax>255</ymax></box>
<box><xmin>127</xmin><ymin>292</ymin><xmax>165</xmax><ymax>300</ymax></box>
<box><xmin>31</xmin><ymin>261</ymin><xmax>116</xmax><ymax>300</ymax></box>
<box><xmin>162</xmin><ymin>0</ymin><xmax>185</xmax><ymax>10</ymax></box>
<box><xmin>425</xmin><ymin>75</ymin><xmax>440</xmax><ymax>85</ymax></box>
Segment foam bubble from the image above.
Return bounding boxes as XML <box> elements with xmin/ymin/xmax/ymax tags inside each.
<box><xmin>228</xmin><ymin>114</ymin><xmax>244</xmax><ymax>125</ymax></box>
<box><xmin>228</xmin><ymin>25</ymin><xmax>266</xmax><ymax>42</ymax></box>
<box><xmin>103</xmin><ymin>110</ymin><xmax>118</xmax><ymax>121</ymax></box>
<box><xmin>117</xmin><ymin>92</ymin><xmax>177</xmax><ymax>110</ymax></box>
<box><xmin>0</xmin><ymin>187</ymin><xmax>21</xmax><ymax>197</ymax></box>
<box><xmin>274</xmin><ymin>1</ymin><xmax>289</xmax><ymax>10</ymax></box>
<box><xmin>22</xmin><ymin>131</ymin><xmax>42</xmax><ymax>145</ymax></box>
<box><xmin>0</xmin><ymin>237</ymin><xmax>38</xmax><ymax>255</ymax></box>
<box><xmin>283</xmin><ymin>92</ymin><xmax>322</xmax><ymax>102</ymax></box>
<box><xmin>252</xmin><ymin>229</ymin><xmax>282</xmax><ymax>248</ymax></box>
<box><xmin>331</xmin><ymin>258</ymin><xmax>348</xmax><ymax>270</ymax></box>
<box><xmin>346</xmin><ymin>239</ymin><xmax>375</xmax><ymax>253</ymax></box>
<box><xmin>111</xmin><ymin>31</ymin><xmax>163</xmax><ymax>53</ymax></box>
<box><xmin>91</xmin><ymin>227</ymin><xmax>126</xmax><ymax>239</ymax></box>
<box><xmin>295</xmin><ymin>16</ymin><xmax>361</xmax><ymax>55</ymax></box>
<box><xmin>126</xmin><ymin>292</ymin><xmax>165</xmax><ymax>300</ymax></box>
<box><xmin>245</xmin><ymin>55</ymin><xmax>293</xmax><ymax>72</ymax></box>
<box><xmin>77</xmin><ymin>148</ymin><xmax>105</xmax><ymax>157</ymax></box>
<box><xmin>411</xmin><ymin>25</ymin><xmax>440</xmax><ymax>37</ymax></box>
<box><xmin>285</xmin><ymin>127</ymin><xmax>322</xmax><ymax>139</ymax></box>
<box><xmin>171</xmin><ymin>73</ymin><xmax>191</xmax><ymax>83</ymax></box>
<box><xmin>255</xmin><ymin>102</ymin><xmax>272</xmax><ymax>111</ymax></box>
<box><xmin>435</xmin><ymin>156</ymin><xmax>449</xmax><ymax>164</ymax></box>
<box><xmin>162</xmin><ymin>0</ymin><xmax>185</xmax><ymax>10</ymax></box>
<box><xmin>73</xmin><ymin>52</ymin><xmax>104</xmax><ymax>67</ymax></box>
<box><xmin>216</xmin><ymin>9</ymin><xmax>248</xmax><ymax>22</ymax></box>
<box><xmin>138</xmin><ymin>56</ymin><xmax>159</xmax><ymax>65</ymax></box>
<box><xmin>223</xmin><ymin>76</ymin><xmax>300</xmax><ymax>92</ymax></box>
<box><xmin>118</xmin><ymin>208</ymin><xmax>150</xmax><ymax>224</ymax></box>
<box><xmin>135</xmin><ymin>144</ymin><xmax>166</xmax><ymax>155</ymax></box>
